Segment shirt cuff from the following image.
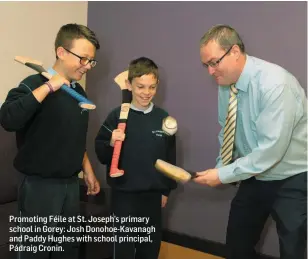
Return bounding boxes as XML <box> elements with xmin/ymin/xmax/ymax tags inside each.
<box><xmin>218</xmin><ymin>163</ymin><xmax>243</xmax><ymax>184</ymax></box>
<box><xmin>215</xmin><ymin>159</ymin><xmax>223</xmax><ymax>169</ymax></box>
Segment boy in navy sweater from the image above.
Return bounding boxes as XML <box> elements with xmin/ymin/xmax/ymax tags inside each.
<box><xmin>95</xmin><ymin>57</ymin><xmax>177</xmax><ymax>259</ymax></box>
<box><xmin>0</xmin><ymin>24</ymin><xmax>101</xmax><ymax>259</ymax></box>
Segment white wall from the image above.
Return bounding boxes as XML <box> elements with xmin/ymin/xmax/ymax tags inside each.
<box><xmin>0</xmin><ymin>2</ymin><xmax>88</xmax><ymax>102</ymax></box>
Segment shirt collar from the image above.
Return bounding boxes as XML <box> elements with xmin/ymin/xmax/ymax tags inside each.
<box><xmin>47</xmin><ymin>67</ymin><xmax>77</xmax><ymax>89</ymax></box>
<box><xmin>130</xmin><ymin>102</ymin><xmax>154</xmax><ymax>114</ymax></box>
<box><xmin>234</xmin><ymin>54</ymin><xmax>252</xmax><ymax>92</ymax></box>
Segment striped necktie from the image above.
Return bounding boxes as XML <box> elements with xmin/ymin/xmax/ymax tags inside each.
<box><xmin>221</xmin><ymin>84</ymin><xmax>238</xmax><ymax>165</ymax></box>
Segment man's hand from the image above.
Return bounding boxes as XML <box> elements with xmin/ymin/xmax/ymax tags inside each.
<box><xmin>193</xmin><ymin>168</ymin><xmax>222</xmax><ymax>187</ymax></box>
<box><xmin>161</xmin><ymin>195</ymin><xmax>168</xmax><ymax>208</ymax></box>
<box><xmin>84</xmin><ymin>172</ymin><xmax>100</xmax><ymax>195</ymax></box>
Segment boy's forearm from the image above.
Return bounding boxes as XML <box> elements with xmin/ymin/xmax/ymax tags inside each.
<box><xmin>82</xmin><ymin>152</ymin><xmax>95</xmax><ymax>175</ymax></box>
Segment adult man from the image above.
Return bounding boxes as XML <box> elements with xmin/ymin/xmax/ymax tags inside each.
<box><xmin>194</xmin><ymin>24</ymin><xmax>307</xmax><ymax>259</ymax></box>
<box><xmin>0</xmin><ymin>23</ymin><xmax>100</xmax><ymax>259</ymax></box>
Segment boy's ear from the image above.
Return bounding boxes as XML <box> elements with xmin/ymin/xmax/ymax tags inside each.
<box><xmin>125</xmin><ymin>79</ymin><xmax>132</xmax><ymax>91</ymax></box>
<box><xmin>56</xmin><ymin>46</ymin><xmax>67</xmax><ymax>60</ymax></box>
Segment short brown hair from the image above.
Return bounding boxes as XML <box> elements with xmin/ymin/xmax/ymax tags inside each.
<box><xmin>55</xmin><ymin>23</ymin><xmax>100</xmax><ymax>57</ymax></box>
<box><xmin>200</xmin><ymin>24</ymin><xmax>245</xmax><ymax>53</ymax></box>
<box><xmin>128</xmin><ymin>57</ymin><xmax>159</xmax><ymax>83</ymax></box>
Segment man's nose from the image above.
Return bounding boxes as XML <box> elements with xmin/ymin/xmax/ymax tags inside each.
<box><xmin>208</xmin><ymin>66</ymin><xmax>215</xmax><ymax>75</ymax></box>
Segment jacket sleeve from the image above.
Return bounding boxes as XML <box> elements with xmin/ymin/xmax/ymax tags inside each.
<box><xmin>95</xmin><ymin>109</ymin><xmax>119</xmax><ymax>165</ymax></box>
<box><xmin>0</xmin><ymin>80</ymin><xmax>41</xmax><ymax>132</ymax></box>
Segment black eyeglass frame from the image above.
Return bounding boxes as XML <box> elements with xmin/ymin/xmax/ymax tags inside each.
<box><xmin>203</xmin><ymin>45</ymin><xmax>234</xmax><ymax>68</ymax></box>
<box><xmin>63</xmin><ymin>47</ymin><xmax>97</xmax><ymax>68</ymax></box>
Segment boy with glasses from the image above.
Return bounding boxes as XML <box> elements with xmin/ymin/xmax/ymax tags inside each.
<box><xmin>0</xmin><ymin>23</ymin><xmax>101</xmax><ymax>259</ymax></box>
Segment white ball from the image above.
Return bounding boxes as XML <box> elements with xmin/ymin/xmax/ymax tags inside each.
<box><xmin>162</xmin><ymin>116</ymin><xmax>178</xmax><ymax>136</ymax></box>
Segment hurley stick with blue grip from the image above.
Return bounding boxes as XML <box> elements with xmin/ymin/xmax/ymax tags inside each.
<box><xmin>14</xmin><ymin>56</ymin><xmax>96</xmax><ymax>110</ymax></box>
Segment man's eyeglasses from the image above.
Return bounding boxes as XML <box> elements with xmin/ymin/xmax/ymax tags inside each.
<box><xmin>203</xmin><ymin>45</ymin><xmax>233</xmax><ymax>68</ymax></box>
<box><xmin>63</xmin><ymin>48</ymin><xmax>97</xmax><ymax>68</ymax></box>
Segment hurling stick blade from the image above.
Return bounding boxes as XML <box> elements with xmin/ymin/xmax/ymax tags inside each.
<box><xmin>14</xmin><ymin>56</ymin><xmax>44</xmax><ymax>66</ymax></box>
<box><xmin>155</xmin><ymin>159</ymin><xmax>197</xmax><ymax>183</ymax></box>
<box><xmin>114</xmin><ymin>70</ymin><xmax>128</xmax><ymax>90</ymax></box>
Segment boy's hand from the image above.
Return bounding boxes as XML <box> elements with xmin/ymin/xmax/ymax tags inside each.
<box><xmin>110</xmin><ymin>128</ymin><xmax>125</xmax><ymax>147</ymax></box>
<box><xmin>162</xmin><ymin>195</ymin><xmax>168</xmax><ymax>208</ymax></box>
<box><xmin>84</xmin><ymin>172</ymin><xmax>100</xmax><ymax>195</ymax></box>
<box><xmin>47</xmin><ymin>74</ymin><xmax>71</xmax><ymax>92</ymax></box>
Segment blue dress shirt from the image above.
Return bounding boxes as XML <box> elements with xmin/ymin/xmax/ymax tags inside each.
<box><xmin>216</xmin><ymin>55</ymin><xmax>307</xmax><ymax>184</ymax></box>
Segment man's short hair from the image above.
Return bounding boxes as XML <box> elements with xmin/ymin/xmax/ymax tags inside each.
<box><xmin>200</xmin><ymin>24</ymin><xmax>245</xmax><ymax>53</ymax></box>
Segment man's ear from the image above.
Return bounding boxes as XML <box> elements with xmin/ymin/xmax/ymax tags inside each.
<box><xmin>232</xmin><ymin>45</ymin><xmax>241</xmax><ymax>59</ymax></box>
<box><xmin>56</xmin><ymin>46</ymin><xmax>67</xmax><ymax>60</ymax></box>
<box><xmin>125</xmin><ymin>79</ymin><xmax>132</xmax><ymax>91</ymax></box>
